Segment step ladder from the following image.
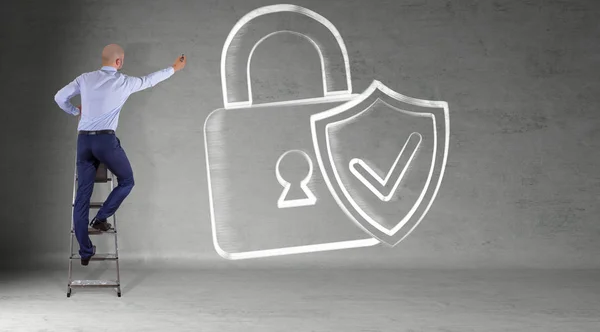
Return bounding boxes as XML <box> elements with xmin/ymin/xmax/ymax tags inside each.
<box><xmin>67</xmin><ymin>162</ymin><xmax>122</xmax><ymax>297</ymax></box>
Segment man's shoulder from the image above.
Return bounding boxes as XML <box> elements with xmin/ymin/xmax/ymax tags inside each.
<box><xmin>77</xmin><ymin>70</ymin><xmax>100</xmax><ymax>80</ymax></box>
<box><xmin>78</xmin><ymin>68</ymin><xmax>129</xmax><ymax>80</ymax></box>
<box><xmin>83</xmin><ymin>68</ymin><xmax>103</xmax><ymax>75</ymax></box>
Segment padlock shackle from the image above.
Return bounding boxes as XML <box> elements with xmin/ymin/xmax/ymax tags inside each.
<box><xmin>220</xmin><ymin>4</ymin><xmax>353</xmax><ymax>109</ymax></box>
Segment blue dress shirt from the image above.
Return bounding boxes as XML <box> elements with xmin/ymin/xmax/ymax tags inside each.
<box><xmin>54</xmin><ymin>66</ymin><xmax>175</xmax><ymax>131</ymax></box>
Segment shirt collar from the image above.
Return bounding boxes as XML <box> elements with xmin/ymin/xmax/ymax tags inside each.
<box><xmin>101</xmin><ymin>66</ymin><xmax>117</xmax><ymax>72</ymax></box>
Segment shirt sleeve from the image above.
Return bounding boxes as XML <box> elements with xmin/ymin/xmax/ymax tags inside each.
<box><xmin>54</xmin><ymin>76</ymin><xmax>81</xmax><ymax>116</ymax></box>
<box><xmin>124</xmin><ymin>67</ymin><xmax>175</xmax><ymax>94</ymax></box>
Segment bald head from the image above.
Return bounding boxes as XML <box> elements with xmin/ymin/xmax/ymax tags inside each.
<box><xmin>102</xmin><ymin>44</ymin><xmax>125</xmax><ymax>69</ymax></box>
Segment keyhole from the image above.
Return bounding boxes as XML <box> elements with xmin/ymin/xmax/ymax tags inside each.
<box><xmin>275</xmin><ymin>150</ymin><xmax>317</xmax><ymax>209</ymax></box>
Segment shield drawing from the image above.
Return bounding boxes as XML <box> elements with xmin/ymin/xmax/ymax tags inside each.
<box><xmin>310</xmin><ymin>80</ymin><xmax>450</xmax><ymax>246</ymax></box>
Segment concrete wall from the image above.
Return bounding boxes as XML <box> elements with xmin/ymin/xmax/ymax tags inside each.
<box><xmin>1</xmin><ymin>0</ymin><xmax>599</xmax><ymax>269</ymax></box>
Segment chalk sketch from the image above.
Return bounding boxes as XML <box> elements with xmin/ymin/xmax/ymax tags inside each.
<box><xmin>204</xmin><ymin>4</ymin><xmax>379</xmax><ymax>260</ymax></box>
<box><xmin>349</xmin><ymin>132</ymin><xmax>423</xmax><ymax>202</ymax></box>
<box><xmin>276</xmin><ymin>150</ymin><xmax>317</xmax><ymax>209</ymax></box>
<box><xmin>311</xmin><ymin>80</ymin><xmax>449</xmax><ymax>246</ymax></box>
<box><xmin>204</xmin><ymin>4</ymin><xmax>450</xmax><ymax>258</ymax></box>
<box><xmin>220</xmin><ymin>4</ymin><xmax>353</xmax><ymax>109</ymax></box>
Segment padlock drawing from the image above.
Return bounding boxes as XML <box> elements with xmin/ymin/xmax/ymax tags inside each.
<box><xmin>203</xmin><ymin>4</ymin><xmax>380</xmax><ymax>260</ymax></box>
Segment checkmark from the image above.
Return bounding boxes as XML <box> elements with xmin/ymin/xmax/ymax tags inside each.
<box><xmin>349</xmin><ymin>132</ymin><xmax>422</xmax><ymax>202</ymax></box>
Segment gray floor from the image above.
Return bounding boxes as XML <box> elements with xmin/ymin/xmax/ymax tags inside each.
<box><xmin>0</xmin><ymin>267</ymin><xmax>599</xmax><ymax>331</ymax></box>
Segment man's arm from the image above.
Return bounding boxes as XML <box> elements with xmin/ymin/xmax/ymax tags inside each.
<box><xmin>54</xmin><ymin>77</ymin><xmax>81</xmax><ymax>116</ymax></box>
<box><xmin>124</xmin><ymin>67</ymin><xmax>175</xmax><ymax>94</ymax></box>
<box><xmin>124</xmin><ymin>55</ymin><xmax>187</xmax><ymax>94</ymax></box>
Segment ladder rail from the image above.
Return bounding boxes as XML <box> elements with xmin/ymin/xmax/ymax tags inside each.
<box><xmin>109</xmin><ymin>167</ymin><xmax>121</xmax><ymax>291</ymax></box>
<box><xmin>68</xmin><ymin>153</ymin><xmax>77</xmax><ymax>289</ymax></box>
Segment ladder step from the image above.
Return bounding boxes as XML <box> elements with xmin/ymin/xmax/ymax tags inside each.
<box><xmin>69</xmin><ymin>280</ymin><xmax>119</xmax><ymax>287</ymax></box>
<box><xmin>76</xmin><ymin>177</ymin><xmax>113</xmax><ymax>182</ymax></box>
<box><xmin>71</xmin><ymin>228</ymin><xmax>117</xmax><ymax>235</ymax></box>
<box><xmin>70</xmin><ymin>254</ymin><xmax>118</xmax><ymax>261</ymax></box>
<box><xmin>71</xmin><ymin>202</ymin><xmax>104</xmax><ymax>208</ymax></box>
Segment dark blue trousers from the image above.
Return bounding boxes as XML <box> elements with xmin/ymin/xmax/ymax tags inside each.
<box><xmin>73</xmin><ymin>132</ymin><xmax>135</xmax><ymax>259</ymax></box>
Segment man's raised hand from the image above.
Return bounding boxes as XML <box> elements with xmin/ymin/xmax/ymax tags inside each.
<box><xmin>172</xmin><ymin>54</ymin><xmax>187</xmax><ymax>72</ymax></box>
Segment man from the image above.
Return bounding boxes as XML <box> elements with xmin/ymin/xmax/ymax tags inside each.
<box><xmin>54</xmin><ymin>44</ymin><xmax>186</xmax><ymax>265</ymax></box>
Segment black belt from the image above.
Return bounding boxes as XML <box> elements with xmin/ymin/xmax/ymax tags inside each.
<box><xmin>78</xmin><ymin>130</ymin><xmax>115</xmax><ymax>135</ymax></box>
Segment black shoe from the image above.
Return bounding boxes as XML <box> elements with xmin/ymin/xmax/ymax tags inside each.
<box><xmin>90</xmin><ymin>218</ymin><xmax>112</xmax><ymax>231</ymax></box>
<box><xmin>81</xmin><ymin>245</ymin><xmax>96</xmax><ymax>266</ymax></box>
